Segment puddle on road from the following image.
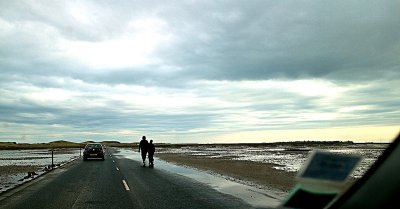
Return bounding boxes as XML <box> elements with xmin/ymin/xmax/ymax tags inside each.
<box><xmin>114</xmin><ymin>148</ymin><xmax>283</xmax><ymax>209</ymax></box>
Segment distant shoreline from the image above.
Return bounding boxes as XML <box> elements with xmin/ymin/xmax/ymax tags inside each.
<box><xmin>0</xmin><ymin>141</ymin><xmax>135</xmax><ymax>150</ymax></box>
<box><xmin>0</xmin><ymin>140</ymin><xmax>390</xmax><ymax>150</ymax></box>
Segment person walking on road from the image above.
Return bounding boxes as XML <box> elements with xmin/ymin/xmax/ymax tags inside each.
<box><xmin>139</xmin><ymin>136</ymin><xmax>149</xmax><ymax>167</ymax></box>
<box><xmin>148</xmin><ymin>140</ymin><xmax>155</xmax><ymax>167</ymax></box>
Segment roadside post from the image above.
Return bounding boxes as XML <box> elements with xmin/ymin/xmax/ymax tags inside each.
<box><xmin>51</xmin><ymin>148</ymin><xmax>54</xmax><ymax>169</ymax></box>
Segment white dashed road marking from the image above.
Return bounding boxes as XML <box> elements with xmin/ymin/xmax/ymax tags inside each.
<box><xmin>122</xmin><ymin>180</ymin><xmax>130</xmax><ymax>191</ymax></box>
<box><xmin>116</xmin><ymin>167</ymin><xmax>119</xmax><ymax>171</ymax></box>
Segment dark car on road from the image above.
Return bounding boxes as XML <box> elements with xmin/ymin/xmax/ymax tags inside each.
<box><xmin>83</xmin><ymin>143</ymin><xmax>105</xmax><ymax>161</ymax></box>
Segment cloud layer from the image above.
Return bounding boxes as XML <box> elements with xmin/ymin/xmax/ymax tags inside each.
<box><xmin>1</xmin><ymin>0</ymin><xmax>399</xmax><ymax>143</ymax></box>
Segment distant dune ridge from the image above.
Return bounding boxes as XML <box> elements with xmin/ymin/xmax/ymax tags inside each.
<box><xmin>0</xmin><ymin>141</ymin><xmax>137</xmax><ymax>150</ymax></box>
<box><xmin>0</xmin><ymin>140</ymin><xmax>388</xmax><ymax>150</ymax></box>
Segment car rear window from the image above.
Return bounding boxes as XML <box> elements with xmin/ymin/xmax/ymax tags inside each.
<box><xmin>86</xmin><ymin>144</ymin><xmax>102</xmax><ymax>149</ymax></box>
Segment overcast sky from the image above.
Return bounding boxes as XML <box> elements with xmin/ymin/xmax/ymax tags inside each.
<box><xmin>1</xmin><ymin>0</ymin><xmax>399</xmax><ymax>143</ymax></box>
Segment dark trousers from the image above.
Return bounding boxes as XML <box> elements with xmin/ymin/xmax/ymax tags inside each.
<box><xmin>149</xmin><ymin>153</ymin><xmax>154</xmax><ymax>164</ymax></box>
<box><xmin>141</xmin><ymin>152</ymin><xmax>147</xmax><ymax>162</ymax></box>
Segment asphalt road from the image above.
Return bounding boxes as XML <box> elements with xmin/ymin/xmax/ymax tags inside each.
<box><xmin>0</xmin><ymin>148</ymin><xmax>258</xmax><ymax>209</ymax></box>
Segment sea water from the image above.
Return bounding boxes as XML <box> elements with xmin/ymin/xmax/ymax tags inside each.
<box><xmin>0</xmin><ymin>148</ymin><xmax>81</xmax><ymax>193</ymax></box>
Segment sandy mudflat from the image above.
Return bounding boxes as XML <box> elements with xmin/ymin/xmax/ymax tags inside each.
<box><xmin>0</xmin><ymin>165</ymin><xmax>41</xmax><ymax>176</ymax></box>
<box><xmin>157</xmin><ymin>153</ymin><xmax>296</xmax><ymax>192</ymax></box>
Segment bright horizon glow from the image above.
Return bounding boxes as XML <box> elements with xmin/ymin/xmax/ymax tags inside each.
<box><xmin>207</xmin><ymin>126</ymin><xmax>399</xmax><ymax>144</ymax></box>
<box><xmin>0</xmin><ymin>77</ymin><xmax>398</xmax><ymax>144</ymax></box>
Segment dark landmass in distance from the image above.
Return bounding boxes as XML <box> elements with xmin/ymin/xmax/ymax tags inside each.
<box><xmin>0</xmin><ymin>140</ymin><xmax>389</xmax><ymax>150</ymax></box>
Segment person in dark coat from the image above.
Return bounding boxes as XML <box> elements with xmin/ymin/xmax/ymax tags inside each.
<box><xmin>148</xmin><ymin>140</ymin><xmax>155</xmax><ymax>167</ymax></box>
<box><xmin>139</xmin><ymin>136</ymin><xmax>149</xmax><ymax>166</ymax></box>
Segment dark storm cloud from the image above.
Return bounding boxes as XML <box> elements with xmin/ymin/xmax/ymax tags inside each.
<box><xmin>158</xmin><ymin>1</ymin><xmax>400</xmax><ymax>82</ymax></box>
<box><xmin>1</xmin><ymin>0</ymin><xmax>399</xmax><ymax>86</ymax></box>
